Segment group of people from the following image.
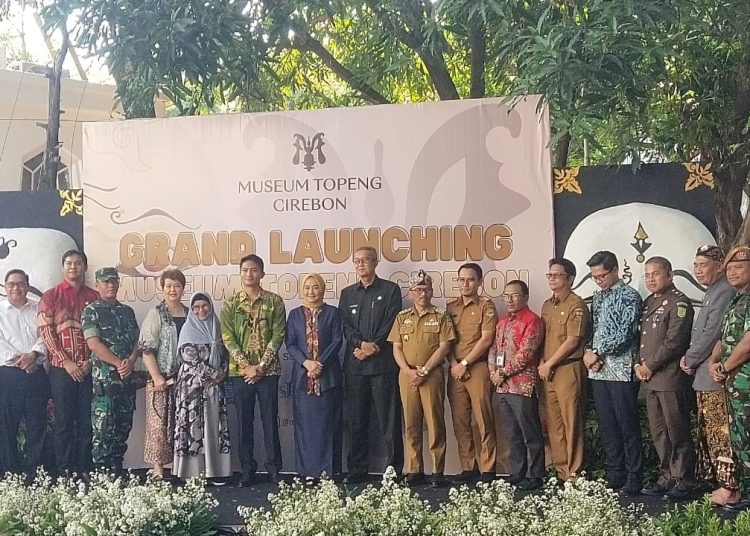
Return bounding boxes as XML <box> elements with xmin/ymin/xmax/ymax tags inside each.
<box><xmin>1</xmin><ymin>244</ymin><xmax>749</xmax><ymax>509</ymax></box>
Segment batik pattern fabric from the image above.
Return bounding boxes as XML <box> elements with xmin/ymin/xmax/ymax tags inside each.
<box><xmin>491</xmin><ymin>307</ymin><xmax>544</xmax><ymax>397</ymax></box>
<box><xmin>220</xmin><ymin>290</ymin><xmax>286</xmax><ymax>377</ymax></box>
<box><xmin>718</xmin><ymin>289</ymin><xmax>750</xmax><ymax>471</ymax></box>
<box><xmin>695</xmin><ymin>390</ymin><xmax>739</xmax><ymax>490</ymax></box>
<box><xmin>588</xmin><ymin>281</ymin><xmax>643</xmax><ymax>382</ymax></box>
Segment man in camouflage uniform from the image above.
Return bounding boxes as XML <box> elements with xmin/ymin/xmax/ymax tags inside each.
<box><xmin>709</xmin><ymin>246</ymin><xmax>750</xmax><ymax>510</ymax></box>
<box><xmin>82</xmin><ymin>267</ymin><xmax>139</xmax><ymax>474</ymax></box>
<box><xmin>636</xmin><ymin>256</ymin><xmax>695</xmax><ymax>501</ymax></box>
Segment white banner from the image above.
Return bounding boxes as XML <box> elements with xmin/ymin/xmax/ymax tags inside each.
<box><xmin>83</xmin><ymin>97</ymin><xmax>553</xmax><ymax>473</ymax></box>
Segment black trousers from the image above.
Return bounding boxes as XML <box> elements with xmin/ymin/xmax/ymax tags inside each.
<box><xmin>346</xmin><ymin>372</ymin><xmax>403</xmax><ymax>475</ymax></box>
<box><xmin>231</xmin><ymin>375</ymin><xmax>282</xmax><ymax>476</ymax></box>
<box><xmin>0</xmin><ymin>366</ymin><xmax>50</xmax><ymax>474</ymax></box>
<box><xmin>592</xmin><ymin>379</ymin><xmax>644</xmax><ymax>488</ymax></box>
<box><xmin>49</xmin><ymin>366</ymin><xmax>92</xmax><ymax>476</ymax></box>
<box><xmin>497</xmin><ymin>393</ymin><xmax>545</xmax><ymax>479</ymax></box>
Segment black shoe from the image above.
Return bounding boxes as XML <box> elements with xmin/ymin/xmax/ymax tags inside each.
<box><xmin>723</xmin><ymin>493</ymin><xmax>750</xmax><ymax>511</ymax></box>
<box><xmin>344</xmin><ymin>473</ymin><xmax>368</xmax><ymax>485</ymax></box>
<box><xmin>664</xmin><ymin>483</ymin><xmax>692</xmax><ymax>502</ymax></box>
<box><xmin>450</xmin><ymin>470</ymin><xmax>478</xmax><ymax>485</ymax></box>
<box><xmin>405</xmin><ymin>473</ymin><xmax>426</xmax><ymax>487</ymax></box>
<box><xmin>430</xmin><ymin>474</ymin><xmax>447</xmax><ymax>488</ymax></box>
<box><xmin>516</xmin><ymin>478</ymin><xmax>543</xmax><ymax>491</ymax></box>
<box><xmin>619</xmin><ymin>484</ymin><xmax>642</xmax><ymax>497</ymax></box>
<box><xmin>267</xmin><ymin>471</ymin><xmax>281</xmax><ymax>484</ymax></box>
<box><xmin>207</xmin><ymin>477</ymin><xmax>228</xmax><ymax>487</ymax></box>
<box><xmin>641</xmin><ymin>483</ymin><xmax>670</xmax><ymax>496</ymax></box>
<box><xmin>502</xmin><ymin>474</ymin><xmax>524</xmax><ymax>486</ymax></box>
<box><xmin>480</xmin><ymin>472</ymin><xmax>495</xmax><ymax>483</ymax></box>
<box><xmin>238</xmin><ymin>473</ymin><xmax>255</xmax><ymax>488</ymax></box>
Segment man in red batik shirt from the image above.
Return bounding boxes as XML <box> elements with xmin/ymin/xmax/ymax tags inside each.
<box><xmin>38</xmin><ymin>250</ymin><xmax>99</xmax><ymax>477</ymax></box>
<box><xmin>489</xmin><ymin>279</ymin><xmax>545</xmax><ymax>491</ymax></box>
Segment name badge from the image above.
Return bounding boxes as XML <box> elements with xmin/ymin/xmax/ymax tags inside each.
<box><xmin>496</xmin><ymin>351</ymin><xmax>505</xmax><ymax>367</ymax></box>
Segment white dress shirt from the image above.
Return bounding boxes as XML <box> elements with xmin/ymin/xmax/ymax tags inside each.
<box><xmin>0</xmin><ymin>299</ymin><xmax>47</xmax><ymax>367</ymax></box>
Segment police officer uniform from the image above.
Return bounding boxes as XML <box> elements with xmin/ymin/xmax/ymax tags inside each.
<box><xmin>639</xmin><ymin>283</ymin><xmax>695</xmax><ymax>496</ymax></box>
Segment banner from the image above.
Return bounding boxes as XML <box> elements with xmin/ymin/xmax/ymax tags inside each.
<box><xmin>83</xmin><ymin>97</ymin><xmax>553</xmax><ymax>472</ymax></box>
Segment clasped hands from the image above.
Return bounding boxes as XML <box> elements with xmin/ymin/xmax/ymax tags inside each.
<box><xmin>303</xmin><ymin>359</ymin><xmax>323</xmax><ymax>379</ymax></box>
<box><xmin>12</xmin><ymin>352</ymin><xmax>39</xmax><ymax>374</ymax></box>
<box><xmin>354</xmin><ymin>341</ymin><xmax>379</xmax><ymax>361</ymax></box>
<box><xmin>633</xmin><ymin>362</ymin><xmax>653</xmax><ymax>382</ymax></box>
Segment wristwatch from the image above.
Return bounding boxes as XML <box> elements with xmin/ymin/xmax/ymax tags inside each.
<box><xmin>460</xmin><ymin>359</ymin><xmax>469</xmax><ymax>367</ymax></box>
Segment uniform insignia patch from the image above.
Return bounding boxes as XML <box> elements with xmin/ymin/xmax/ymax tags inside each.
<box><xmin>677</xmin><ymin>305</ymin><xmax>687</xmax><ymax>318</ymax></box>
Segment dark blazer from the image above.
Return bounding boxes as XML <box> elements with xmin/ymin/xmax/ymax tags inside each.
<box><xmin>639</xmin><ymin>284</ymin><xmax>694</xmax><ymax>391</ymax></box>
<box><xmin>285</xmin><ymin>304</ymin><xmax>343</xmax><ymax>392</ymax></box>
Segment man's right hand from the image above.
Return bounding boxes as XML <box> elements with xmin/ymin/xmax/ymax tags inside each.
<box><xmin>63</xmin><ymin>359</ymin><xmax>86</xmax><ymax>382</ymax></box>
<box><xmin>242</xmin><ymin>364</ymin><xmax>262</xmax><ymax>384</ymax></box>
<box><xmin>360</xmin><ymin>341</ymin><xmax>379</xmax><ymax>357</ymax></box>
<box><xmin>151</xmin><ymin>373</ymin><xmax>168</xmax><ymax>392</ymax></box>
<box><xmin>450</xmin><ymin>362</ymin><xmax>466</xmax><ymax>381</ymax></box>
<box><xmin>583</xmin><ymin>351</ymin><xmax>600</xmax><ymax>371</ymax></box>
<box><xmin>679</xmin><ymin>356</ymin><xmax>695</xmax><ymax>376</ymax></box>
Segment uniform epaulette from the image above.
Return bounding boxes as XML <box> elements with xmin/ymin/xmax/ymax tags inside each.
<box><xmin>433</xmin><ymin>307</ymin><xmax>446</xmax><ymax>314</ymax></box>
<box><xmin>398</xmin><ymin>307</ymin><xmax>412</xmax><ymax>315</ymax></box>
<box><xmin>479</xmin><ymin>296</ymin><xmax>493</xmax><ymax>302</ymax></box>
<box><xmin>446</xmin><ymin>297</ymin><xmax>459</xmax><ymax>305</ymax></box>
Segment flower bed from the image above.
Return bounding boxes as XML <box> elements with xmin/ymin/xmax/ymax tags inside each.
<box><xmin>0</xmin><ymin>471</ymin><xmax>217</xmax><ymax>535</ymax></box>
<box><xmin>239</xmin><ymin>467</ymin><xmax>660</xmax><ymax>536</ymax></box>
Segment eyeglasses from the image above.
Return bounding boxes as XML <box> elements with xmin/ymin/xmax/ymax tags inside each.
<box><xmin>545</xmin><ymin>272</ymin><xmax>568</xmax><ymax>279</ymax></box>
<box><xmin>591</xmin><ymin>268</ymin><xmax>614</xmax><ymax>283</ymax></box>
<box><xmin>501</xmin><ymin>293</ymin><xmax>523</xmax><ymax>301</ymax></box>
<box><xmin>4</xmin><ymin>282</ymin><xmax>27</xmax><ymax>289</ymax></box>
<box><xmin>410</xmin><ymin>287</ymin><xmax>431</xmax><ymax>295</ymax></box>
<box><xmin>353</xmin><ymin>257</ymin><xmax>375</xmax><ymax>265</ymax></box>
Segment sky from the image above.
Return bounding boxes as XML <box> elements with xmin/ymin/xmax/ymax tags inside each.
<box><xmin>0</xmin><ymin>2</ymin><xmax>113</xmax><ymax>85</ymax></box>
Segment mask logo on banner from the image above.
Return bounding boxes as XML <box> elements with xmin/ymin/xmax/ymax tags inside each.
<box><xmin>292</xmin><ymin>132</ymin><xmax>326</xmax><ymax>171</ymax></box>
<box><xmin>0</xmin><ymin>237</ymin><xmax>18</xmax><ymax>260</ymax></box>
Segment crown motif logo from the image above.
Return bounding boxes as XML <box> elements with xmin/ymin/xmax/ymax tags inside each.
<box><xmin>631</xmin><ymin>222</ymin><xmax>651</xmax><ymax>263</ymax></box>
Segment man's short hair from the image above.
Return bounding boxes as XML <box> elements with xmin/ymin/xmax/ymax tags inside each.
<box><xmin>505</xmin><ymin>279</ymin><xmax>529</xmax><ymax>296</ymax></box>
<box><xmin>61</xmin><ymin>249</ymin><xmax>87</xmax><ymax>267</ymax></box>
<box><xmin>458</xmin><ymin>263</ymin><xmax>483</xmax><ymax>280</ymax></box>
<box><xmin>354</xmin><ymin>246</ymin><xmax>378</xmax><ymax>261</ymax></box>
<box><xmin>4</xmin><ymin>269</ymin><xmax>29</xmax><ymax>284</ymax></box>
<box><xmin>586</xmin><ymin>250</ymin><xmax>618</xmax><ymax>271</ymax></box>
<box><xmin>645</xmin><ymin>256</ymin><xmax>672</xmax><ymax>274</ymax></box>
<box><xmin>548</xmin><ymin>258</ymin><xmax>577</xmax><ymax>279</ymax></box>
<box><xmin>239</xmin><ymin>254</ymin><xmax>264</xmax><ymax>272</ymax></box>
<box><xmin>160</xmin><ymin>269</ymin><xmax>186</xmax><ymax>287</ymax></box>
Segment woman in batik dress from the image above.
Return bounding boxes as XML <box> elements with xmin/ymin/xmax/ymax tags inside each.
<box><xmin>173</xmin><ymin>293</ymin><xmax>231</xmax><ymax>482</ymax></box>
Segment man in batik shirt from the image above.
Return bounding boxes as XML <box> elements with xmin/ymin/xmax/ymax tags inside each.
<box><xmin>584</xmin><ymin>250</ymin><xmax>643</xmax><ymax>496</ymax></box>
<box><xmin>81</xmin><ymin>267</ymin><xmax>139</xmax><ymax>474</ymax></box>
<box><xmin>489</xmin><ymin>279</ymin><xmax>544</xmax><ymax>490</ymax></box>
<box><xmin>220</xmin><ymin>254</ymin><xmax>286</xmax><ymax>487</ymax></box>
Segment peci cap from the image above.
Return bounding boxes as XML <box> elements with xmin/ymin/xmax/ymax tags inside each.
<box><xmin>95</xmin><ymin>267</ymin><xmax>120</xmax><ymax>282</ymax></box>
<box><xmin>409</xmin><ymin>269</ymin><xmax>433</xmax><ymax>289</ymax></box>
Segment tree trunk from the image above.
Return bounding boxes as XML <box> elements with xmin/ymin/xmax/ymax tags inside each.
<box><xmin>38</xmin><ymin>28</ymin><xmax>68</xmax><ymax>191</ymax></box>
<box><xmin>715</xmin><ymin>166</ymin><xmax>745</xmax><ymax>250</ymax></box>
<box><xmin>553</xmin><ymin>132</ymin><xmax>571</xmax><ymax>168</ymax></box>
<box><xmin>468</xmin><ymin>20</ymin><xmax>486</xmax><ymax>99</ymax></box>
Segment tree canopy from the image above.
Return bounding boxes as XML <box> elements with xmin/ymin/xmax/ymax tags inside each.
<box><xmin>37</xmin><ymin>0</ymin><xmax>750</xmax><ymax>247</ymax></box>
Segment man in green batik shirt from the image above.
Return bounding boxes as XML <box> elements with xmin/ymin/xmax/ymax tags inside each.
<box><xmin>81</xmin><ymin>267</ymin><xmax>139</xmax><ymax>475</ymax></box>
<box><xmin>220</xmin><ymin>254</ymin><xmax>286</xmax><ymax>487</ymax></box>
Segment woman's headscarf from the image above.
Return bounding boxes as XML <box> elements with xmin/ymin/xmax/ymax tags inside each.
<box><xmin>178</xmin><ymin>292</ymin><xmax>222</xmax><ymax>369</ymax></box>
<box><xmin>301</xmin><ymin>273</ymin><xmax>326</xmax><ymax>309</ymax></box>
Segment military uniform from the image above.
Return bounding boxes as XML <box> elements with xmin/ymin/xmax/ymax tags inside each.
<box><xmin>639</xmin><ymin>283</ymin><xmax>695</xmax><ymax>488</ymax></box>
<box><xmin>446</xmin><ymin>296</ymin><xmax>497</xmax><ymax>474</ymax></box>
<box><xmin>388</xmin><ymin>305</ymin><xmax>455</xmax><ymax>475</ymax></box>
<box><xmin>540</xmin><ymin>290</ymin><xmax>590</xmax><ymax>481</ymax></box>
<box><xmin>81</xmin><ymin>298</ymin><xmax>139</xmax><ymax>471</ymax></box>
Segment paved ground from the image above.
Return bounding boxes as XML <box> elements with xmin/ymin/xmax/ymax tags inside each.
<box><xmin>207</xmin><ymin>473</ymin><xmax>739</xmax><ymax>535</ymax></box>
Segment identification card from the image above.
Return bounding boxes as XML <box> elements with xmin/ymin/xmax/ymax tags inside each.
<box><xmin>496</xmin><ymin>351</ymin><xmax>505</xmax><ymax>367</ymax></box>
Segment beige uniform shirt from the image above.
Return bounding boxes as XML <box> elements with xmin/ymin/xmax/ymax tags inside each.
<box><xmin>388</xmin><ymin>306</ymin><xmax>456</xmax><ymax>367</ymax></box>
<box><xmin>446</xmin><ymin>296</ymin><xmax>497</xmax><ymax>361</ymax></box>
<box><xmin>541</xmin><ymin>291</ymin><xmax>589</xmax><ymax>364</ymax></box>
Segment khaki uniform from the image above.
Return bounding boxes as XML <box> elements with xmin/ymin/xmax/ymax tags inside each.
<box><xmin>446</xmin><ymin>296</ymin><xmax>497</xmax><ymax>473</ymax></box>
<box><xmin>540</xmin><ymin>291</ymin><xmax>589</xmax><ymax>480</ymax></box>
<box><xmin>639</xmin><ymin>284</ymin><xmax>695</xmax><ymax>486</ymax></box>
<box><xmin>388</xmin><ymin>306</ymin><xmax>456</xmax><ymax>474</ymax></box>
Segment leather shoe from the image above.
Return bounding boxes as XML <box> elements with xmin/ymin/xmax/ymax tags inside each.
<box><xmin>516</xmin><ymin>478</ymin><xmax>543</xmax><ymax>491</ymax></box>
<box><xmin>450</xmin><ymin>470</ymin><xmax>478</xmax><ymax>485</ymax></box>
<box><xmin>723</xmin><ymin>493</ymin><xmax>750</xmax><ymax>511</ymax></box>
<box><xmin>480</xmin><ymin>472</ymin><xmax>495</xmax><ymax>483</ymax></box>
<box><xmin>238</xmin><ymin>474</ymin><xmax>255</xmax><ymax>488</ymax></box>
<box><xmin>430</xmin><ymin>474</ymin><xmax>447</xmax><ymax>489</ymax></box>
<box><xmin>405</xmin><ymin>473</ymin><xmax>426</xmax><ymax>487</ymax></box>
<box><xmin>664</xmin><ymin>482</ymin><xmax>693</xmax><ymax>502</ymax></box>
<box><xmin>344</xmin><ymin>473</ymin><xmax>368</xmax><ymax>485</ymax></box>
<box><xmin>619</xmin><ymin>484</ymin><xmax>641</xmax><ymax>497</ymax></box>
<box><xmin>641</xmin><ymin>482</ymin><xmax>670</xmax><ymax>496</ymax></box>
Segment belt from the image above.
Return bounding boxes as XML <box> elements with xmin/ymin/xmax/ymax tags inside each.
<box><xmin>556</xmin><ymin>356</ymin><xmax>583</xmax><ymax>367</ymax></box>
